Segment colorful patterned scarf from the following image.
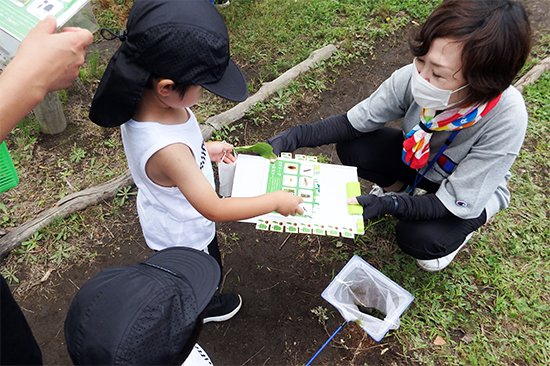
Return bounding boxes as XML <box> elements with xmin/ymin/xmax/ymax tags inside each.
<box><xmin>402</xmin><ymin>94</ymin><xmax>501</xmax><ymax>169</ymax></box>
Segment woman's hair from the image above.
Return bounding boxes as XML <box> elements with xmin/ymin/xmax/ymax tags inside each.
<box><xmin>409</xmin><ymin>0</ymin><xmax>531</xmax><ymax>105</ymax></box>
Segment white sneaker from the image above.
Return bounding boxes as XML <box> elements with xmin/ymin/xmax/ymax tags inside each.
<box><xmin>369</xmin><ymin>184</ymin><xmax>386</xmax><ymax>197</ymax></box>
<box><xmin>214</xmin><ymin>0</ymin><xmax>230</xmax><ymax>7</ymax></box>
<box><xmin>369</xmin><ymin>184</ymin><xmax>426</xmax><ymax>197</ymax></box>
<box><xmin>411</xmin><ymin>187</ymin><xmax>427</xmax><ymax>196</ymax></box>
<box><xmin>416</xmin><ymin>233</ymin><xmax>473</xmax><ymax>272</ymax></box>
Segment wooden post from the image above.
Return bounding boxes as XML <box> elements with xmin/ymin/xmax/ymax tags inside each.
<box><xmin>33</xmin><ymin>92</ymin><xmax>67</xmax><ymax>135</ymax></box>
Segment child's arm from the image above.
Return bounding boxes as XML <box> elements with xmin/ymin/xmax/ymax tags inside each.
<box><xmin>147</xmin><ymin>143</ymin><xmax>304</xmax><ymax>222</ymax></box>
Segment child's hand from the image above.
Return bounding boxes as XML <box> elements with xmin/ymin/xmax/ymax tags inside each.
<box><xmin>271</xmin><ymin>191</ymin><xmax>304</xmax><ymax>216</ymax></box>
<box><xmin>206</xmin><ymin>141</ymin><xmax>235</xmax><ymax>163</ymax></box>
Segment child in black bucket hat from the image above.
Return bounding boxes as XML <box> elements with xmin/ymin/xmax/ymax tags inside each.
<box><xmin>64</xmin><ymin>247</ymin><xmax>220</xmax><ymax>365</ymax></box>
<box><xmin>89</xmin><ymin>0</ymin><xmax>304</xmax><ymax>323</ymax></box>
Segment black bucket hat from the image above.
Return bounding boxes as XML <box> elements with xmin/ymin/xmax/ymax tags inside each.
<box><xmin>89</xmin><ymin>0</ymin><xmax>248</xmax><ymax>127</ymax></box>
<box><xmin>64</xmin><ymin>247</ymin><xmax>220</xmax><ymax>365</ymax></box>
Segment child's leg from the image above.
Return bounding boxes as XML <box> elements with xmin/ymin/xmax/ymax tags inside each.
<box><xmin>204</xmin><ymin>235</ymin><xmax>222</xmax><ymax>286</ymax></box>
<box><xmin>202</xmin><ymin>234</ymin><xmax>242</xmax><ymax>323</ymax></box>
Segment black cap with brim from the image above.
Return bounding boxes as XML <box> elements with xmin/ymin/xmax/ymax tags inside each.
<box><xmin>89</xmin><ymin>49</ymin><xmax>248</xmax><ymax>128</ymax></box>
<box><xmin>64</xmin><ymin>247</ymin><xmax>220</xmax><ymax>364</ymax></box>
<box><xmin>202</xmin><ymin>59</ymin><xmax>248</xmax><ymax>103</ymax></box>
<box><xmin>144</xmin><ymin>247</ymin><xmax>220</xmax><ymax>314</ymax></box>
<box><xmin>88</xmin><ymin>0</ymin><xmax>249</xmax><ymax>128</ymax></box>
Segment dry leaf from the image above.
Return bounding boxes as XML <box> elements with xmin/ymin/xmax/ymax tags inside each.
<box><xmin>461</xmin><ymin>333</ymin><xmax>474</xmax><ymax>344</ymax></box>
<box><xmin>433</xmin><ymin>335</ymin><xmax>447</xmax><ymax>346</ymax></box>
<box><xmin>40</xmin><ymin>269</ymin><xmax>53</xmax><ymax>283</ymax></box>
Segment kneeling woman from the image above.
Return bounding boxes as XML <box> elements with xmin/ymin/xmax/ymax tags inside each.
<box><xmin>268</xmin><ymin>0</ymin><xmax>532</xmax><ymax>271</ymax></box>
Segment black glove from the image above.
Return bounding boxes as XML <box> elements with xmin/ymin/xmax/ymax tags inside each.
<box><xmin>356</xmin><ymin>193</ymin><xmax>453</xmax><ymax>221</ymax></box>
<box><xmin>267</xmin><ymin>113</ymin><xmax>362</xmax><ymax>155</ymax></box>
<box><xmin>267</xmin><ymin>126</ymin><xmax>302</xmax><ymax>155</ymax></box>
<box><xmin>356</xmin><ymin>194</ymin><xmax>398</xmax><ymax>220</ymax></box>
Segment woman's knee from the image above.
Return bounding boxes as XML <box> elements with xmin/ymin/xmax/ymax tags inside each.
<box><xmin>395</xmin><ymin>220</ymin><xmax>449</xmax><ymax>260</ymax></box>
<box><xmin>336</xmin><ymin>141</ymin><xmax>354</xmax><ymax>166</ymax></box>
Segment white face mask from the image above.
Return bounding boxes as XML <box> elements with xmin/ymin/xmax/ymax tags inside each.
<box><xmin>411</xmin><ymin>58</ymin><xmax>468</xmax><ymax>110</ymax></box>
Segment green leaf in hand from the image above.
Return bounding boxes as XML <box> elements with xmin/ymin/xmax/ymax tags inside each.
<box><xmin>234</xmin><ymin>142</ymin><xmax>278</xmax><ymax>161</ymax></box>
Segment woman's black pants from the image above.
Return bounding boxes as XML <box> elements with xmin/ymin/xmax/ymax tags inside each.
<box><xmin>336</xmin><ymin>127</ymin><xmax>487</xmax><ymax>260</ymax></box>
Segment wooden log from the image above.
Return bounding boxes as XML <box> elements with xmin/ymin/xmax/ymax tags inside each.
<box><xmin>33</xmin><ymin>92</ymin><xmax>67</xmax><ymax>135</ymax></box>
<box><xmin>514</xmin><ymin>56</ymin><xmax>550</xmax><ymax>91</ymax></box>
<box><xmin>0</xmin><ymin>171</ymin><xmax>133</xmax><ymax>257</ymax></box>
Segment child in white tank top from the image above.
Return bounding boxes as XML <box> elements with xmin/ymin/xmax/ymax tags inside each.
<box><xmin>89</xmin><ymin>0</ymin><xmax>304</xmax><ymax>363</ymax></box>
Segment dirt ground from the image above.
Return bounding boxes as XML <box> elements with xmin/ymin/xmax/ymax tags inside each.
<box><xmin>3</xmin><ymin>1</ymin><xmax>549</xmax><ymax>365</ymax></box>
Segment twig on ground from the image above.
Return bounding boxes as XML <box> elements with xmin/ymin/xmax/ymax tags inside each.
<box><xmin>219</xmin><ymin>267</ymin><xmax>233</xmax><ymax>293</ymax></box>
<box><xmin>103</xmin><ymin>224</ymin><xmax>115</xmax><ymax>239</ymax></box>
<box><xmin>350</xmin><ymin>332</ymin><xmax>368</xmax><ymax>365</ymax></box>
<box><xmin>222</xmin><ymin>323</ymin><xmax>231</xmax><ymax>338</ymax></box>
<box><xmin>241</xmin><ymin>346</ymin><xmax>265</xmax><ymax>366</ymax></box>
<box><xmin>316</xmin><ymin>237</ymin><xmax>321</xmax><ymax>257</ymax></box>
<box><xmin>68</xmin><ymin>277</ymin><xmax>80</xmax><ymax>290</ymax></box>
<box><xmin>259</xmin><ymin>281</ymin><xmax>282</xmax><ymax>291</ymax></box>
<box><xmin>279</xmin><ymin>234</ymin><xmax>292</xmax><ymax>250</ymax></box>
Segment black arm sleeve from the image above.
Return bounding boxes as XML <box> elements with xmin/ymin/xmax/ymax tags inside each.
<box><xmin>267</xmin><ymin>113</ymin><xmax>363</xmax><ymax>154</ymax></box>
<box><xmin>384</xmin><ymin>193</ymin><xmax>453</xmax><ymax>221</ymax></box>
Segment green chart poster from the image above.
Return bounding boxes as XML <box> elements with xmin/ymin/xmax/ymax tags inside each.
<box><xmin>0</xmin><ymin>0</ymin><xmax>89</xmax><ymax>40</ymax></box>
<box><xmin>230</xmin><ymin>153</ymin><xmax>364</xmax><ymax>238</ymax></box>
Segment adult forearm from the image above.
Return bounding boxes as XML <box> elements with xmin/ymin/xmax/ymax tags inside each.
<box><xmin>268</xmin><ymin>114</ymin><xmax>362</xmax><ymax>154</ymax></box>
<box><xmin>0</xmin><ymin>63</ymin><xmax>46</xmax><ymax>141</ymax></box>
<box><xmin>392</xmin><ymin>193</ymin><xmax>451</xmax><ymax>220</ymax></box>
<box><xmin>358</xmin><ymin>193</ymin><xmax>453</xmax><ymax>221</ymax></box>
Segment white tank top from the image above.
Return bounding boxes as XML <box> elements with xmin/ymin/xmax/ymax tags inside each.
<box><xmin>121</xmin><ymin>109</ymin><xmax>216</xmax><ymax>251</ymax></box>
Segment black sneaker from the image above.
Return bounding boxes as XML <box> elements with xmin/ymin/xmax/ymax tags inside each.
<box><xmin>203</xmin><ymin>292</ymin><xmax>242</xmax><ymax>323</ymax></box>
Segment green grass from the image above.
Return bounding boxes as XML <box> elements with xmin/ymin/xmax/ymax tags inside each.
<box><xmin>79</xmin><ymin>50</ymin><xmax>104</xmax><ymax>83</ymax></box>
<box><xmin>223</xmin><ymin>0</ymin><xmax>438</xmax><ymax>85</ymax></box>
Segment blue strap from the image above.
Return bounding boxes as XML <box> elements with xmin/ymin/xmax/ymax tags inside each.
<box><xmin>407</xmin><ymin>130</ymin><xmax>460</xmax><ymax>194</ymax></box>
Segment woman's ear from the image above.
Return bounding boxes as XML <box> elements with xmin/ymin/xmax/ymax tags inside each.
<box><xmin>156</xmin><ymin>79</ymin><xmax>175</xmax><ymax>97</ymax></box>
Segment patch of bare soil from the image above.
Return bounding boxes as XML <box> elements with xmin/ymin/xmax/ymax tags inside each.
<box><xmin>4</xmin><ymin>1</ymin><xmax>548</xmax><ymax>365</ymax></box>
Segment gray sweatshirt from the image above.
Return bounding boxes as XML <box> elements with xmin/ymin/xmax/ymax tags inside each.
<box><xmin>347</xmin><ymin>63</ymin><xmax>528</xmax><ymax>220</ymax></box>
